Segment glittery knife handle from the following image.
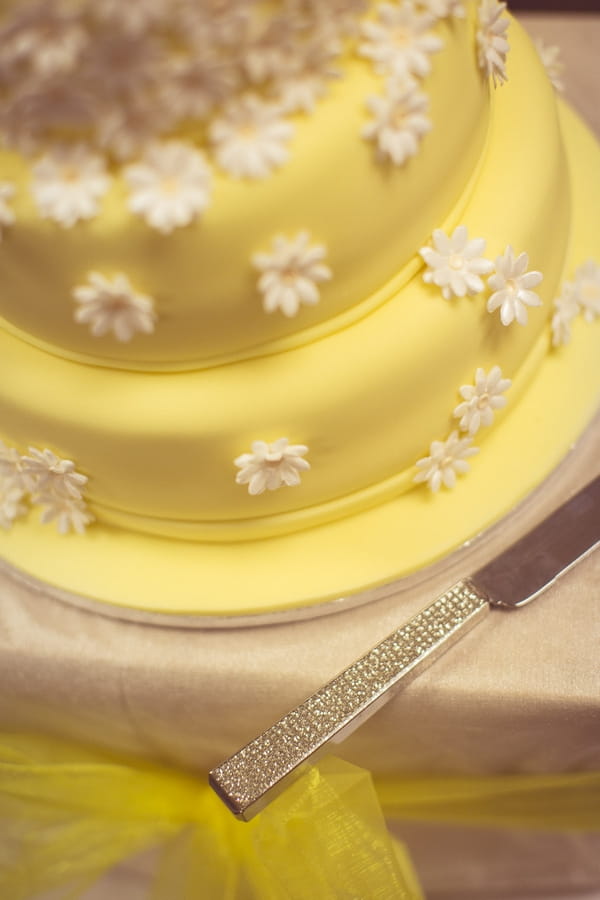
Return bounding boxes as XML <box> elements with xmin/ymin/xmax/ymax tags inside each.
<box><xmin>210</xmin><ymin>580</ymin><xmax>490</xmax><ymax>820</ymax></box>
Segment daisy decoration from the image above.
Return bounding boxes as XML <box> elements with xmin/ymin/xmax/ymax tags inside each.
<box><xmin>486</xmin><ymin>246</ymin><xmax>543</xmax><ymax>326</ymax></box>
<box><xmin>0</xmin><ymin>480</ymin><xmax>27</xmax><ymax>531</ymax></box>
<box><xmin>476</xmin><ymin>0</ymin><xmax>510</xmax><ymax>87</ymax></box>
<box><xmin>31</xmin><ymin>144</ymin><xmax>111</xmax><ymax>228</ymax></box>
<box><xmin>235</xmin><ymin>438</ymin><xmax>310</xmax><ymax>495</ymax></box>
<box><xmin>534</xmin><ymin>38</ymin><xmax>564</xmax><ymax>93</ymax></box>
<box><xmin>252</xmin><ymin>231</ymin><xmax>332</xmax><ymax>317</ymax></box>
<box><xmin>124</xmin><ymin>141</ymin><xmax>213</xmax><ymax>233</ymax></box>
<box><xmin>73</xmin><ymin>272</ymin><xmax>157</xmax><ymax>342</ymax></box>
<box><xmin>210</xmin><ymin>95</ymin><xmax>294</xmax><ymax>180</ymax></box>
<box><xmin>414</xmin><ymin>431</ymin><xmax>478</xmax><ymax>492</ymax></box>
<box><xmin>359</xmin><ymin>2</ymin><xmax>443</xmax><ymax>80</ymax></box>
<box><xmin>363</xmin><ymin>79</ymin><xmax>432</xmax><ymax>167</ymax></box>
<box><xmin>453</xmin><ymin>366</ymin><xmax>511</xmax><ymax>436</ymax></box>
<box><xmin>20</xmin><ymin>447</ymin><xmax>93</xmax><ymax>535</ymax></box>
<box><xmin>420</xmin><ymin>225</ymin><xmax>494</xmax><ymax>299</ymax></box>
<box><xmin>0</xmin><ymin>183</ymin><xmax>16</xmax><ymax>238</ymax></box>
<box><xmin>573</xmin><ymin>260</ymin><xmax>600</xmax><ymax>322</ymax></box>
<box><xmin>551</xmin><ymin>281</ymin><xmax>580</xmax><ymax>348</ymax></box>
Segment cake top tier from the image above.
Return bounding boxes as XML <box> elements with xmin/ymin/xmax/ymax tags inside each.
<box><xmin>0</xmin><ymin>0</ymin><xmax>505</xmax><ymax>369</ymax></box>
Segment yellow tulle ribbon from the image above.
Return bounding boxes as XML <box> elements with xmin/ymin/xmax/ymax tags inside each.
<box><xmin>374</xmin><ymin>770</ymin><xmax>600</xmax><ymax>831</ymax></box>
<box><xmin>1</xmin><ymin>733</ymin><xmax>600</xmax><ymax>900</ymax></box>
<box><xmin>0</xmin><ymin>734</ymin><xmax>421</xmax><ymax>900</ymax></box>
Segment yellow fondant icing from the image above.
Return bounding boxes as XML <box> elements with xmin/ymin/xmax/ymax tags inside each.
<box><xmin>0</xmin><ymin>14</ymin><xmax>598</xmax><ymax>617</ymax></box>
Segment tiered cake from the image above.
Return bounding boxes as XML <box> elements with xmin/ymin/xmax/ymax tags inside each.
<box><xmin>0</xmin><ymin>0</ymin><xmax>598</xmax><ymax>617</ymax></box>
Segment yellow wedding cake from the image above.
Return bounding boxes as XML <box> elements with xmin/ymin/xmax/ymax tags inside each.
<box><xmin>0</xmin><ymin>0</ymin><xmax>598</xmax><ymax>617</ymax></box>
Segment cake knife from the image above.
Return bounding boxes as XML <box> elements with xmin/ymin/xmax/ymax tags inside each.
<box><xmin>210</xmin><ymin>475</ymin><xmax>600</xmax><ymax>821</ymax></box>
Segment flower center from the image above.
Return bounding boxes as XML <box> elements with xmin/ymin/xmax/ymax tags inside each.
<box><xmin>264</xmin><ymin>453</ymin><xmax>283</xmax><ymax>465</ymax></box>
<box><xmin>282</xmin><ymin>266</ymin><xmax>299</xmax><ymax>282</ymax></box>
<box><xmin>477</xmin><ymin>392</ymin><xmax>490</xmax><ymax>409</ymax></box>
<box><xmin>391</xmin><ymin>106</ymin><xmax>407</xmax><ymax>128</ymax></box>
<box><xmin>61</xmin><ymin>166</ymin><xmax>80</xmax><ymax>183</ymax></box>
<box><xmin>449</xmin><ymin>254</ymin><xmax>464</xmax><ymax>270</ymax></box>
<box><xmin>239</xmin><ymin>122</ymin><xmax>258</xmax><ymax>139</ymax></box>
<box><xmin>392</xmin><ymin>27</ymin><xmax>410</xmax><ymax>47</ymax></box>
<box><xmin>161</xmin><ymin>176</ymin><xmax>180</xmax><ymax>194</ymax></box>
<box><xmin>506</xmin><ymin>278</ymin><xmax>518</xmax><ymax>293</ymax></box>
<box><xmin>109</xmin><ymin>293</ymin><xmax>129</xmax><ymax>311</ymax></box>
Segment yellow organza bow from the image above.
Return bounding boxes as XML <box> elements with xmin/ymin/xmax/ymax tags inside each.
<box><xmin>2</xmin><ymin>734</ymin><xmax>600</xmax><ymax>900</ymax></box>
<box><xmin>0</xmin><ymin>734</ymin><xmax>422</xmax><ymax>900</ymax></box>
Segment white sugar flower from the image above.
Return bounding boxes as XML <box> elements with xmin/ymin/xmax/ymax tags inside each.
<box><xmin>573</xmin><ymin>260</ymin><xmax>600</xmax><ymax>322</ymax></box>
<box><xmin>0</xmin><ymin>4</ymin><xmax>88</xmax><ymax>77</ymax></box>
<box><xmin>487</xmin><ymin>247</ymin><xmax>543</xmax><ymax>326</ymax></box>
<box><xmin>363</xmin><ymin>80</ymin><xmax>432</xmax><ymax>166</ymax></box>
<box><xmin>414</xmin><ymin>0</ymin><xmax>465</xmax><ymax>19</ymax></box>
<box><xmin>359</xmin><ymin>2</ymin><xmax>443</xmax><ymax>80</ymax></box>
<box><xmin>453</xmin><ymin>366</ymin><xmax>511</xmax><ymax>435</ymax></box>
<box><xmin>0</xmin><ymin>183</ymin><xmax>16</xmax><ymax>238</ymax></box>
<box><xmin>37</xmin><ymin>494</ymin><xmax>94</xmax><ymax>535</ymax></box>
<box><xmin>551</xmin><ymin>281</ymin><xmax>580</xmax><ymax>348</ymax></box>
<box><xmin>2</xmin><ymin>79</ymin><xmax>94</xmax><ymax>156</ymax></box>
<box><xmin>210</xmin><ymin>95</ymin><xmax>294</xmax><ymax>179</ymax></box>
<box><xmin>476</xmin><ymin>0</ymin><xmax>510</xmax><ymax>87</ymax></box>
<box><xmin>96</xmin><ymin>96</ymin><xmax>167</xmax><ymax>162</ymax></box>
<box><xmin>124</xmin><ymin>141</ymin><xmax>213</xmax><ymax>234</ymax></box>
<box><xmin>0</xmin><ymin>479</ymin><xmax>27</xmax><ymax>531</ymax></box>
<box><xmin>31</xmin><ymin>144</ymin><xmax>111</xmax><ymax>228</ymax></box>
<box><xmin>414</xmin><ymin>431</ymin><xmax>478</xmax><ymax>492</ymax></box>
<box><xmin>21</xmin><ymin>447</ymin><xmax>88</xmax><ymax>500</ymax></box>
<box><xmin>73</xmin><ymin>272</ymin><xmax>157</xmax><ymax>342</ymax></box>
<box><xmin>235</xmin><ymin>438</ymin><xmax>310</xmax><ymax>495</ymax></box>
<box><xmin>160</xmin><ymin>54</ymin><xmax>238</xmax><ymax>121</ymax></box>
<box><xmin>252</xmin><ymin>232</ymin><xmax>332</xmax><ymax>317</ymax></box>
<box><xmin>85</xmin><ymin>31</ymin><xmax>163</xmax><ymax>97</ymax></box>
<box><xmin>0</xmin><ymin>439</ymin><xmax>28</xmax><ymax>491</ymax></box>
<box><xmin>93</xmin><ymin>0</ymin><xmax>172</xmax><ymax>33</ymax></box>
<box><xmin>534</xmin><ymin>38</ymin><xmax>565</xmax><ymax>92</ymax></box>
<box><xmin>275</xmin><ymin>39</ymin><xmax>340</xmax><ymax>114</ymax></box>
<box><xmin>420</xmin><ymin>225</ymin><xmax>494</xmax><ymax>299</ymax></box>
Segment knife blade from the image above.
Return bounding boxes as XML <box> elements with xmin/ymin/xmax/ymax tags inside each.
<box><xmin>209</xmin><ymin>475</ymin><xmax>600</xmax><ymax>821</ymax></box>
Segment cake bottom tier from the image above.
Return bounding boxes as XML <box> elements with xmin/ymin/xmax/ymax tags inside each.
<box><xmin>0</xmin><ymin>102</ymin><xmax>599</xmax><ymax>618</ymax></box>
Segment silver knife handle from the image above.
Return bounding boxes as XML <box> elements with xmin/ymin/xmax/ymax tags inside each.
<box><xmin>210</xmin><ymin>579</ymin><xmax>491</xmax><ymax>820</ymax></box>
